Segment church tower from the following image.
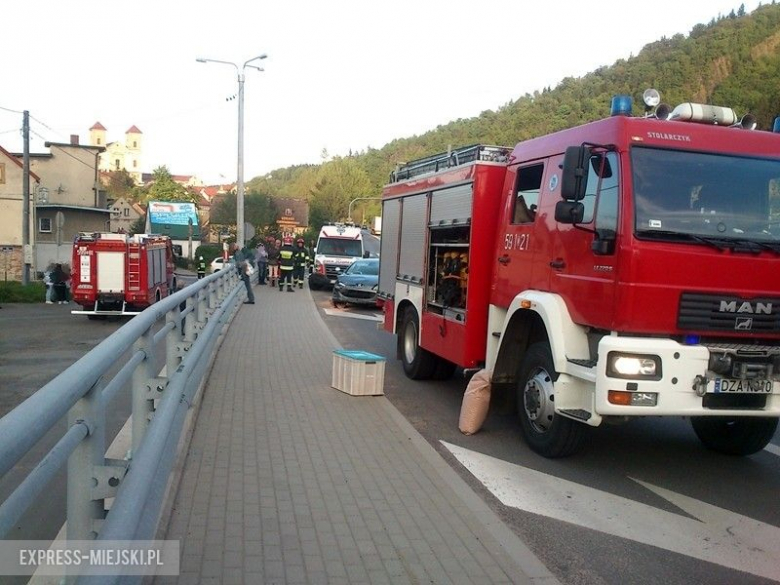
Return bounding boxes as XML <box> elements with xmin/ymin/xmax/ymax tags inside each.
<box><xmin>89</xmin><ymin>122</ymin><xmax>107</xmax><ymax>147</ymax></box>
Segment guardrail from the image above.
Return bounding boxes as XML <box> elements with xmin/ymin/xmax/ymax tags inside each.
<box><xmin>0</xmin><ymin>265</ymin><xmax>245</xmax><ymax>580</ymax></box>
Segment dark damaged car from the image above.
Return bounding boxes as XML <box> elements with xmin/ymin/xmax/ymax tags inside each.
<box><xmin>331</xmin><ymin>258</ymin><xmax>380</xmax><ymax>308</ymax></box>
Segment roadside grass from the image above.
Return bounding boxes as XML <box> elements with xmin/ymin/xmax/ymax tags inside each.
<box><xmin>0</xmin><ymin>281</ymin><xmax>46</xmax><ymax>303</ymax></box>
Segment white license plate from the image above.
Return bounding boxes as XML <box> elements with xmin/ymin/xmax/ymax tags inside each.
<box><xmin>711</xmin><ymin>378</ymin><xmax>773</xmax><ymax>393</ymax></box>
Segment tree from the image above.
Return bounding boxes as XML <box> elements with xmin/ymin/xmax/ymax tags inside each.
<box><xmin>128</xmin><ymin>214</ymin><xmax>146</xmax><ymax>235</ymax></box>
<box><xmin>308</xmin><ymin>157</ymin><xmax>372</xmax><ymax>231</ymax></box>
<box><xmin>104</xmin><ymin>169</ymin><xmax>137</xmax><ymax>201</ymax></box>
<box><xmin>137</xmin><ymin>166</ymin><xmax>197</xmax><ymax>204</ymax></box>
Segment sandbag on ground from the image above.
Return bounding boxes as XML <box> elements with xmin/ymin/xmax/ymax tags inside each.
<box><xmin>459</xmin><ymin>369</ymin><xmax>491</xmax><ymax>435</ymax></box>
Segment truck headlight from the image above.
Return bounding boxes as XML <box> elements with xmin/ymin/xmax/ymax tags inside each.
<box><xmin>606</xmin><ymin>352</ymin><xmax>662</xmax><ymax>380</ymax></box>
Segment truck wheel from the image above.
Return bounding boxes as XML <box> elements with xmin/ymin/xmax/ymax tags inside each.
<box><xmin>516</xmin><ymin>342</ymin><xmax>586</xmax><ymax>458</ymax></box>
<box><xmin>690</xmin><ymin>416</ymin><xmax>778</xmax><ymax>456</ymax></box>
<box><xmin>400</xmin><ymin>308</ymin><xmax>437</xmax><ymax>380</ymax></box>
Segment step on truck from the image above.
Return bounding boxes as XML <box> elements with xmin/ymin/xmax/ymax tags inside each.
<box><xmin>71</xmin><ymin>232</ymin><xmax>178</xmax><ymax>318</ymax></box>
<box><xmin>378</xmin><ymin>91</ymin><xmax>780</xmax><ymax>458</ymax></box>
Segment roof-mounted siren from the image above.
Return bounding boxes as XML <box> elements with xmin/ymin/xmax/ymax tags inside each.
<box><xmin>668</xmin><ymin>103</ymin><xmax>738</xmax><ymax>126</ymax></box>
<box><xmin>610</xmin><ymin>95</ymin><xmax>633</xmax><ymax>116</ymax></box>
<box><xmin>642</xmin><ymin>88</ymin><xmax>672</xmax><ymax>120</ymax></box>
<box><xmin>734</xmin><ymin>112</ymin><xmax>757</xmax><ymax>130</ymax></box>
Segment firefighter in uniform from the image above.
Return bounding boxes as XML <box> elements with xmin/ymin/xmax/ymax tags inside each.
<box><xmin>197</xmin><ymin>256</ymin><xmax>206</xmax><ymax>279</ymax></box>
<box><xmin>278</xmin><ymin>236</ymin><xmax>296</xmax><ymax>292</ymax></box>
<box><xmin>292</xmin><ymin>238</ymin><xmax>309</xmax><ymax>289</ymax></box>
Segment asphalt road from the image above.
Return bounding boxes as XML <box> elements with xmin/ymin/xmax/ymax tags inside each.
<box><xmin>310</xmin><ymin>288</ymin><xmax>780</xmax><ymax>585</ymax></box>
<box><xmin>2</xmin><ymin>281</ymin><xmax>778</xmax><ymax>585</ymax></box>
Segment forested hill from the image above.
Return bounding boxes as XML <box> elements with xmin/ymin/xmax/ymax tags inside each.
<box><xmin>247</xmin><ymin>2</ymin><xmax>780</xmax><ymax>229</ymax></box>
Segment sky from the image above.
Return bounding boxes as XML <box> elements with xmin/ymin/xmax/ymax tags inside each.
<box><xmin>0</xmin><ymin>0</ymin><xmax>762</xmax><ymax>186</ymax></box>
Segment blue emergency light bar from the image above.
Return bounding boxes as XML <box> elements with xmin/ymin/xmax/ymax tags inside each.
<box><xmin>611</xmin><ymin>95</ymin><xmax>633</xmax><ymax>117</ymax></box>
<box><xmin>774</xmin><ymin>116</ymin><xmax>780</xmax><ymax>133</ymax></box>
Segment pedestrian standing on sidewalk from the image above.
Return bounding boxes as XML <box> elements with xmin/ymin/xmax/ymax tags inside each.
<box><xmin>278</xmin><ymin>236</ymin><xmax>295</xmax><ymax>292</ymax></box>
<box><xmin>197</xmin><ymin>256</ymin><xmax>206</xmax><ymax>279</ymax></box>
<box><xmin>44</xmin><ymin>266</ymin><xmax>54</xmax><ymax>304</ymax></box>
<box><xmin>267</xmin><ymin>239</ymin><xmax>281</xmax><ymax>288</ymax></box>
<box><xmin>52</xmin><ymin>263</ymin><xmax>68</xmax><ymax>304</ymax></box>
<box><xmin>232</xmin><ymin>244</ymin><xmax>255</xmax><ymax>304</ymax></box>
<box><xmin>292</xmin><ymin>238</ymin><xmax>309</xmax><ymax>289</ymax></box>
<box><xmin>255</xmin><ymin>242</ymin><xmax>268</xmax><ymax>285</ymax></box>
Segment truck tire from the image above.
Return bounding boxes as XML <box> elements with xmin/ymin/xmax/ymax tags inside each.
<box><xmin>690</xmin><ymin>416</ymin><xmax>778</xmax><ymax>456</ymax></box>
<box><xmin>400</xmin><ymin>308</ymin><xmax>437</xmax><ymax>380</ymax></box>
<box><xmin>516</xmin><ymin>342</ymin><xmax>586</xmax><ymax>458</ymax></box>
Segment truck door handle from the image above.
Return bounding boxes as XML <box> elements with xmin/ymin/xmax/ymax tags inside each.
<box><xmin>549</xmin><ymin>259</ymin><xmax>566</xmax><ymax>269</ymax></box>
<box><xmin>498</xmin><ymin>255</ymin><xmax>511</xmax><ymax>265</ymax></box>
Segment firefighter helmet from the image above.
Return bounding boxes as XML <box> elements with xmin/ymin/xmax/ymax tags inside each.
<box><xmin>296</xmin><ymin>238</ymin><xmax>305</xmax><ymax>245</ymax></box>
<box><xmin>283</xmin><ymin>236</ymin><xmax>293</xmax><ymax>245</ymax></box>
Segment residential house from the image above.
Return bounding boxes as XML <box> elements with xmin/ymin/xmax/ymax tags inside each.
<box><xmin>20</xmin><ymin>136</ymin><xmax>109</xmax><ymax>270</ymax></box>
<box><xmin>109</xmin><ymin>197</ymin><xmax>145</xmax><ymax>233</ymax></box>
<box><xmin>0</xmin><ymin>145</ymin><xmax>40</xmax><ymax>281</ymax></box>
<box><xmin>191</xmin><ymin>183</ymin><xmax>235</xmax><ymax>242</ymax></box>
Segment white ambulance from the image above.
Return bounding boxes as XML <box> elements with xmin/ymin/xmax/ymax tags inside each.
<box><xmin>310</xmin><ymin>224</ymin><xmax>367</xmax><ymax>289</ymax></box>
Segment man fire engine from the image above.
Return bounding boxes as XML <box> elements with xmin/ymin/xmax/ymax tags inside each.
<box><xmin>70</xmin><ymin>232</ymin><xmax>177</xmax><ymax>318</ymax></box>
<box><xmin>378</xmin><ymin>90</ymin><xmax>780</xmax><ymax>458</ymax></box>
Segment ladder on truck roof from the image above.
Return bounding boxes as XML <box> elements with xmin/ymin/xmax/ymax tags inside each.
<box><xmin>389</xmin><ymin>144</ymin><xmax>511</xmax><ymax>183</ymax></box>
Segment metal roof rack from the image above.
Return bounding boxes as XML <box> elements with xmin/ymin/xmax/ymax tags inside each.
<box><xmin>390</xmin><ymin>144</ymin><xmax>511</xmax><ymax>183</ymax></box>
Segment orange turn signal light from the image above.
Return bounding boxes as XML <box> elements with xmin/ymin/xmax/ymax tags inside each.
<box><xmin>608</xmin><ymin>390</ymin><xmax>632</xmax><ymax>405</ymax></box>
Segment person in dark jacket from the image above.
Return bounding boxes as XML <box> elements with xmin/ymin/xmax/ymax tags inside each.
<box><xmin>197</xmin><ymin>256</ymin><xmax>206</xmax><ymax>279</ymax></box>
<box><xmin>267</xmin><ymin>238</ymin><xmax>281</xmax><ymax>287</ymax></box>
<box><xmin>52</xmin><ymin>263</ymin><xmax>68</xmax><ymax>304</ymax></box>
<box><xmin>292</xmin><ymin>238</ymin><xmax>309</xmax><ymax>289</ymax></box>
<box><xmin>278</xmin><ymin>236</ymin><xmax>295</xmax><ymax>292</ymax></box>
<box><xmin>232</xmin><ymin>244</ymin><xmax>255</xmax><ymax>304</ymax></box>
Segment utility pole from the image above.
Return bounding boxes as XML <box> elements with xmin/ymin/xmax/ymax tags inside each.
<box><xmin>22</xmin><ymin>111</ymin><xmax>30</xmax><ymax>286</ymax></box>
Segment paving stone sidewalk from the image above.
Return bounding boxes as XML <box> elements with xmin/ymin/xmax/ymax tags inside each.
<box><xmin>158</xmin><ymin>282</ymin><xmax>558</xmax><ymax>585</ymax></box>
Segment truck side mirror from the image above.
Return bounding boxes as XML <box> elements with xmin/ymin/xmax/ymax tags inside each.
<box><xmin>555</xmin><ymin>200</ymin><xmax>585</xmax><ymax>224</ymax></box>
<box><xmin>561</xmin><ymin>146</ymin><xmax>590</xmax><ymax>200</ymax></box>
<box><xmin>363</xmin><ymin>251</ymin><xmax>370</xmax><ymax>258</ymax></box>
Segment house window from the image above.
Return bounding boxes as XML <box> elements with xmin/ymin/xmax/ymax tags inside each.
<box><xmin>133</xmin><ymin>141</ymin><xmax>137</xmax><ymax>148</ymax></box>
<box><xmin>97</xmin><ymin>138</ymin><xmax>102</xmax><ymax>145</ymax></box>
<box><xmin>124</xmin><ymin>208</ymin><xmax>130</xmax><ymax>217</ymax></box>
<box><xmin>0</xmin><ymin>163</ymin><xmax>5</xmax><ymax>184</ymax></box>
<box><xmin>115</xmin><ymin>159</ymin><xmax>121</xmax><ymax>170</ymax></box>
<box><xmin>133</xmin><ymin>160</ymin><xmax>137</xmax><ymax>168</ymax></box>
<box><xmin>39</xmin><ymin>217</ymin><xmax>52</xmax><ymax>233</ymax></box>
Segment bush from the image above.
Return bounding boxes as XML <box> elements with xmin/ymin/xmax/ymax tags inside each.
<box><xmin>0</xmin><ymin>281</ymin><xmax>46</xmax><ymax>303</ymax></box>
<box><xmin>195</xmin><ymin>244</ymin><xmax>223</xmax><ymax>265</ymax></box>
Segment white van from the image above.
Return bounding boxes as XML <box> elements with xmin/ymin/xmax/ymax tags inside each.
<box><xmin>310</xmin><ymin>224</ymin><xmax>366</xmax><ymax>289</ymax></box>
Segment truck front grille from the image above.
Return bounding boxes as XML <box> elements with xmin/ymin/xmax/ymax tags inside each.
<box><xmin>677</xmin><ymin>293</ymin><xmax>780</xmax><ymax>333</ymax></box>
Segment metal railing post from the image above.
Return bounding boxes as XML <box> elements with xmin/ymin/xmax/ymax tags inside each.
<box><xmin>131</xmin><ymin>327</ymin><xmax>158</xmax><ymax>455</ymax></box>
<box><xmin>67</xmin><ymin>379</ymin><xmax>106</xmax><ymax>542</ymax></box>
<box><xmin>166</xmin><ymin>306</ymin><xmax>183</xmax><ymax>377</ymax></box>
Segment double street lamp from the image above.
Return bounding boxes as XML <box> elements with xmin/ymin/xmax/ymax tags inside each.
<box><xmin>196</xmin><ymin>53</ymin><xmax>267</xmax><ymax>248</ymax></box>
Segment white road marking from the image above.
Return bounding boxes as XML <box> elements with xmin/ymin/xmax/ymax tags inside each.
<box><xmin>441</xmin><ymin>441</ymin><xmax>780</xmax><ymax>582</ymax></box>
<box><xmin>323</xmin><ymin>308</ymin><xmax>383</xmax><ymax>322</ymax></box>
<box><xmin>765</xmin><ymin>443</ymin><xmax>780</xmax><ymax>458</ymax></box>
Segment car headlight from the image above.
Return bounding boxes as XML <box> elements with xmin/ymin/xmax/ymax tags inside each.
<box><xmin>334</xmin><ymin>282</ymin><xmax>345</xmax><ymax>290</ymax></box>
<box><xmin>606</xmin><ymin>352</ymin><xmax>662</xmax><ymax>380</ymax></box>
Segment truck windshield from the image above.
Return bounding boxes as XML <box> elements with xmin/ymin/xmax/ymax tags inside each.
<box><xmin>318</xmin><ymin>238</ymin><xmax>363</xmax><ymax>257</ymax></box>
<box><xmin>632</xmin><ymin>146</ymin><xmax>780</xmax><ymax>244</ymax></box>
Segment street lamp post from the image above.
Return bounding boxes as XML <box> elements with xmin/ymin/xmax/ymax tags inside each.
<box><xmin>347</xmin><ymin>197</ymin><xmax>382</xmax><ymax>224</ymax></box>
<box><xmin>196</xmin><ymin>54</ymin><xmax>267</xmax><ymax>248</ymax></box>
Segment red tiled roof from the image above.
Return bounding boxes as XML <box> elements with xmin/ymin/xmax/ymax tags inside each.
<box><xmin>0</xmin><ymin>144</ymin><xmax>41</xmax><ymax>181</ymax></box>
<box><xmin>90</xmin><ymin>122</ymin><xmax>107</xmax><ymax>131</ymax></box>
<box><xmin>125</xmin><ymin>125</ymin><xmax>142</xmax><ymax>134</ymax></box>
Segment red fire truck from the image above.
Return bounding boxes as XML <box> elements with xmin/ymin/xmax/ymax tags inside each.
<box><xmin>71</xmin><ymin>232</ymin><xmax>178</xmax><ymax>318</ymax></box>
<box><xmin>379</xmin><ymin>92</ymin><xmax>780</xmax><ymax>458</ymax></box>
